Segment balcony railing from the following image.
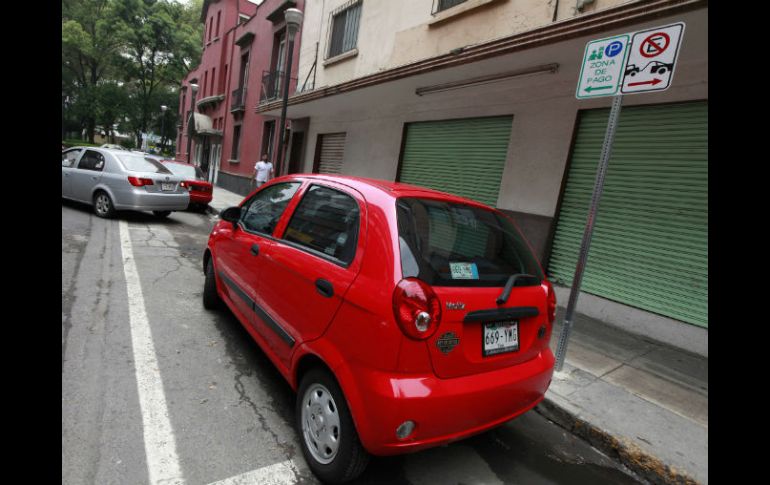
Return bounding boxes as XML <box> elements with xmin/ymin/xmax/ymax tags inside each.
<box><xmin>260</xmin><ymin>70</ymin><xmax>297</xmax><ymax>104</ymax></box>
<box><xmin>231</xmin><ymin>87</ymin><xmax>247</xmax><ymax>112</ymax></box>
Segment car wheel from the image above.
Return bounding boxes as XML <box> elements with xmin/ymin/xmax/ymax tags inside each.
<box><xmin>153</xmin><ymin>211</ymin><xmax>171</xmax><ymax>218</ymax></box>
<box><xmin>202</xmin><ymin>258</ymin><xmax>221</xmax><ymax>310</ymax></box>
<box><xmin>93</xmin><ymin>191</ymin><xmax>115</xmax><ymax>218</ymax></box>
<box><xmin>297</xmin><ymin>368</ymin><xmax>370</xmax><ymax>483</ymax></box>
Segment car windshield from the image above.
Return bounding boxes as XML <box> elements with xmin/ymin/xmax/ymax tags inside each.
<box><xmin>116</xmin><ymin>153</ymin><xmax>173</xmax><ymax>174</ymax></box>
<box><xmin>397</xmin><ymin>198</ymin><xmax>543</xmax><ymax>287</ymax></box>
<box><xmin>163</xmin><ymin>163</ymin><xmax>205</xmax><ymax>180</ymax></box>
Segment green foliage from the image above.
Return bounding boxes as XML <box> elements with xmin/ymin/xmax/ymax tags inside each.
<box><xmin>62</xmin><ymin>139</ymin><xmax>100</xmax><ymax>147</ymax></box>
<box><xmin>62</xmin><ymin>0</ymin><xmax>203</xmax><ymax>145</ymax></box>
<box><xmin>119</xmin><ymin>138</ymin><xmax>136</xmax><ymax>150</ymax></box>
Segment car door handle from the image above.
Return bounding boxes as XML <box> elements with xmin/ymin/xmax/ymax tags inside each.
<box><xmin>315</xmin><ymin>279</ymin><xmax>334</xmax><ymax>298</ymax></box>
<box><xmin>250</xmin><ymin>244</ymin><xmax>260</xmax><ymax>256</ymax></box>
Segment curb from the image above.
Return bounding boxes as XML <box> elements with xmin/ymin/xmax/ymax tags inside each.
<box><xmin>535</xmin><ymin>398</ymin><xmax>701</xmax><ymax>485</ymax></box>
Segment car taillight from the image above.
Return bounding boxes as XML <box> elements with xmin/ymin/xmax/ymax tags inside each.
<box><xmin>128</xmin><ymin>176</ymin><xmax>154</xmax><ymax>187</ymax></box>
<box><xmin>180</xmin><ymin>181</ymin><xmax>190</xmax><ymax>189</ymax></box>
<box><xmin>392</xmin><ymin>278</ymin><xmax>441</xmax><ymax>340</ymax></box>
<box><xmin>544</xmin><ymin>279</ymin><xmax>557</xmax><ymax>325</ymax></box>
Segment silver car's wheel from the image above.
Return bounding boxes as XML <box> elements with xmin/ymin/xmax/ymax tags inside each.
<box><xmin>94</xmin><ymin>192</ymin><xmax>114</xmax><ymax>218</ymax></box>
<box><xmin>301</xmin><ymin>383</ymin><xmax>341</xmax><ymax>465</ymax></box>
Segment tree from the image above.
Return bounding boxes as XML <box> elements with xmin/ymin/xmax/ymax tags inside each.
<box><xmin>62</xmin><ymin>0</ymin><xmax>122</xmax><ymax>142</ymax></box>
<box><xmin>112</xmin><ymin>0</ymin><xmax>202</xmax><ymax>143</ymax></box>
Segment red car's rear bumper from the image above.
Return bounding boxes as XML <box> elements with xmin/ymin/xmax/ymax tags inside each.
<box><xmin>347</xmin><ymin>349</ymin><xmax>554</xmax><ymax>455</ymax></box>
<box><xmin>189</xmin><ymin>190</ymin><xmax>213</xmax><ymax>204</ymax></box>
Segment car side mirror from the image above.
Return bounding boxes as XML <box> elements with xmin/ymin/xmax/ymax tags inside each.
<box><xmin>220</xmin><ymin>206</ymin><xmax>241</xmax><ymax>227</ymax></box>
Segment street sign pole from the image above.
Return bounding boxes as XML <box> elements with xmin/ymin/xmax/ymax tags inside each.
<box><xmin>554</xmin><ymin>94</ymin><xmax>624</xmax><ymax>372</ymax></box>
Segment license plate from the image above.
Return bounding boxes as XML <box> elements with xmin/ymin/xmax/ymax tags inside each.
<box><xmin>483</xmin><ymin>321</ymin><xmax>519</xmax><ymax>356</ymax></box>
<box><xmin>161</xmin><ymin>182</ymin><xmax>175</xmax><ymax>191</ymax></box>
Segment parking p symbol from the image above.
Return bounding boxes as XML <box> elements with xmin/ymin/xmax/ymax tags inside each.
<box><xmin>605</xmin><ymin>41</ymin><xmax>624</xmax><ymax>58</ymax></box>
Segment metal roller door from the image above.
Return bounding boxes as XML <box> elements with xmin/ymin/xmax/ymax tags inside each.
<box><xmin>548</xmin><ymin>102</ymin><xmax>708</xmax><ymax>327</ymax></box>
<box><xmin>399</xmin><ymin>116</ymin><xmax>513</xmax><ymax>207</ymax></box>
<box><xmin>316</xmin><ymin>133</ymin><xmax>346</xmax><ymax>174</ymax></box>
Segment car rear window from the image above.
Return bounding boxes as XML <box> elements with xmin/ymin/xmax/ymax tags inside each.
<box><xmin>116</xmin><ymin>153</ymin><xmax>172</xmax><ymax>174</ymax></box>
<box><xmin>396</xmin><ymin>198</ymin><xmax>543</xmax><ymax>287</ymax></box>
<box><xmin>163</xmin><ymin>163</ymin><xmax>204</xmax><ymax>180</ymax></box>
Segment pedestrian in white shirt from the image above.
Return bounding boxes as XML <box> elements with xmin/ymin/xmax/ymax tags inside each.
<box><xmin>253</xmin><ymin>153</ymin><xmax>274</xmax><ymax>188</ymax></box>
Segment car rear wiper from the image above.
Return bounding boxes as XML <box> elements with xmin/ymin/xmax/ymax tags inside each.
<box><xmin>496</xmin><ymin>273</ymin><xmax>541</xmax><ymax>305</ymax></box>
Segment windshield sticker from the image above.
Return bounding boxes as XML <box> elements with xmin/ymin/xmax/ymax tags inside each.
<box><xmin>449</xmin><ymin>262</ymin><xmax>479</xmax><ymax>280</ymax></box>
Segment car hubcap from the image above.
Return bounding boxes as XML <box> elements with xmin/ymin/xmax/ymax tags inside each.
<box><xmin>301</xmin><ymin>383</ymin><xmax>340</xmax><ymax>464</ymax></box>
<box><xmin>96</xmin><ymin>195</ymin><xmax>109</xmax><ymax>215</ymax></box>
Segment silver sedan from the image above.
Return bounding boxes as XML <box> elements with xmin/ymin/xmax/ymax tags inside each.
<box><xmin>62</xmin><ymin>147</ymin><xmax>190</xmax><ymax>218</ymax></box>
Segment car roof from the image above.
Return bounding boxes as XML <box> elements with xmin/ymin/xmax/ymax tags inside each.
<box><xmin>281</xmin><ymin>174</ymin><xmax>491</xmax><ymax>210</ymax></box>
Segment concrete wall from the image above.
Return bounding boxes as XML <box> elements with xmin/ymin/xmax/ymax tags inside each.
<box><xmin>297</xmin><ymin>0</ymin><xmax>633</xmax><ymax>91</ymax></box>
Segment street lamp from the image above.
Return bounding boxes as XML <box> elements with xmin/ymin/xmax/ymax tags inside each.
<box><xmin>275</xmin><ymin>8</ymin><xmax>303</xmax><ymax>176</ymax></box>
<box><xmin>160</xmin><ymin>105</ymin><xmax>168</xmax><ymax>155</ymax></box>
<box><xmin>186</xmin><ymin>83</ymin><xmax>199</xmax><ymax>165</ymax></box>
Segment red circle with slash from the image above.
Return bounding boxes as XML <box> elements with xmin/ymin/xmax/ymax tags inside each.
<box><xmin>640</xmin><ymin>32</ymin><xmax>670</xmax><ymax>58</ymax></box>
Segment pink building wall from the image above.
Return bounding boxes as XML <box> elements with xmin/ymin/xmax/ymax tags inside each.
<box><xmin>177</xmin><ymin>0</ymin><xmax>304</xmax><ymax>194</ymax></box>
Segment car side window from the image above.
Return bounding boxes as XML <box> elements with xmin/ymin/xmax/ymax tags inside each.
<box><xmin>77</xmin><ymin>150</ymin><xmax>106</xmax><ymax>172</ymax></box>
<box><xmin>282</xmin><ymin>185</ymin><xmax>360</xmax><ymax>264</ymax></box>
<box><xmin>240</xmin><ymin>182</ymin><xmax>301</xmax><ymax>235</ymax></box>
<box><xmin>62</xmin><ymin>149</ymin><xmax>82</xmax><ymax>167</ymax></box>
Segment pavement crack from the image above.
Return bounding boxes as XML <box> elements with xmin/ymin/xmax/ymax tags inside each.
<box><xmin>233</xmin><ymin>368</ymin><xmax>297</xmax><ymax>460</ymax></box>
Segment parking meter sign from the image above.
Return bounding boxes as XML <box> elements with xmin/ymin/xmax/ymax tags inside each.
<box><xmin>575</xmin><ymin>34</ymin><xmax>630</xmax><ymax>99</ymax></box>
<box><xmin>621</xmin><ymin>23</ymin><xmax>685</xmax><ymax>94</ymax></box>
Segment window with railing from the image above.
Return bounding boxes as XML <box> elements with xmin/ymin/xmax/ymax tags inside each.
<box><xmin>259</xmin><ymin>70</ymin><xmax>297</xmax><ymax>103</ymax></box>
<box><xmin>326</xmin><ymin>0</ymin><xmax>362</xmax><ymax>59</ymax></box>
<box><xmin>432</xmin><ymin>0</ymin><xmax>467</xmax><ymax>14</ymax></box>
<box><xmin>231</xmin><ymin>87</ymin><xmax>247</xmax><ymax>111</ymax></box>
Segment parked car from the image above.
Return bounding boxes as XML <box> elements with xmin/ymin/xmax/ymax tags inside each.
<box><xmin>160</xmin><ymin>160</ymin><xmax>213</xmax><ymax>210</ymax></box>
<box><xmin>100</xmin><ymin>143</ymin><xmax>127</xmax><ymax>150</ymax></box>
<box><xmin>203</xmin><ymin>174</ymin><xmax>556</xmax><ymax>483</ymax></box>
<box><xmin>62</xmin><ymin>147</ymin><xmax>190</xmax><ymax>218</ymax></box>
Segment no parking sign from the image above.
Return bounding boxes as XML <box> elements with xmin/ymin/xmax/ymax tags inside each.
<box><xmin>621</xmin><ymin>23</ymin><xmax>685</xmax><ymax>94</ymax></box>
<box><xmin>575</xmin><ymin>22</ymin><xmax>685</xmax><ymax>98</ymax></box>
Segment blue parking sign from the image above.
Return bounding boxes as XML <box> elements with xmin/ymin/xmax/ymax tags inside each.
<box><xmin>605</xmin><ymin>41</ymin><xmax>624</xmax><ymax>58</ymax></box>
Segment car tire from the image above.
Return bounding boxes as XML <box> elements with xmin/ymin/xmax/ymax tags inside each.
<box><xmin>296</xmin><ymin>368</ymin><xmax>370</xmax><ymax>484</ymax></box>
<box><xmin>153</xmin><ymin>211</ymin><xmax>171</xmax><ymax>218</ymax></box>
<box><xmin>202</xmin><ymin>258</ymin><xmax>221</xmax><ymax>310</ymax></box>
<box><xmin>93</xmin><ymin>191</ymin><xmax>115</xmax><ymax>218</ymax></box>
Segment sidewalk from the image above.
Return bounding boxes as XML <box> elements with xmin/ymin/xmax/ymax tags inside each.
<box><xmin>537</xmin><ymin>308</ymin><xmax>708</xmax><ymax>484</ymax></box>
<box><xmin>206</xmin><ymin>184</ymin><xmax>708</xmax><ymax>484</ymax></box>
<box><xmin>208</xmin><ymin>185</ymin><xmax>248</xmax><ymax>215</ymax></box>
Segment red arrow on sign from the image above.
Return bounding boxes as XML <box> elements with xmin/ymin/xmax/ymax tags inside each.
<box><xmin>628</xmin><ymin>78</ymin><xmax>663</xmax><ymax>87</ymax></box>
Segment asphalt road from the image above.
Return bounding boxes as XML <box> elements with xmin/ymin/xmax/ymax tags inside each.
<box><xmin>62</xmin><ymin>200</ymin><xmax>645</xmax><ymax>485</ymax></box>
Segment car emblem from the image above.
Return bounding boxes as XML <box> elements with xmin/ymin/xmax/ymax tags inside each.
<box><xmin>436</xmin><ymin>331</ymin><xmax>460</xmax><ymax>354</ymax></box>
<box><xmin>446</xmin><ymin>302</ymin><xmax>465</xmax><ymax>310</ymax></box>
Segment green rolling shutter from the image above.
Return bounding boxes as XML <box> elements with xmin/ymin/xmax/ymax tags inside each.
<box><xmin>399</xmin><ymin>116</ymin><xmax>513</xmax><ymax>207</ymax></box>
<box><xmin>548</xmin><ymin>102</ymin><xmax>708</xmax><ymax>327</ymax></box>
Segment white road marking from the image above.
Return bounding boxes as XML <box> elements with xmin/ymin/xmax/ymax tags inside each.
<box><xmin>120</xmin><ymin>220</ymin><xmax>185</xmax><ymax>485</ymax></box>
<box><xmin>206</xmin><ymin>460</ymin><xmax>299</xmax><ymax>485</ymax></box>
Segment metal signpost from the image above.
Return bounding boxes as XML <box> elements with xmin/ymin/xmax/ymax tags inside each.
<box><xmin>554</xmin><ymin>23</ymin><xmax>685</xmax><ymax>372</ymax></box>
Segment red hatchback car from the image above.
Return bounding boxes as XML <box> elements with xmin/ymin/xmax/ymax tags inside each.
<box><xmin>161</xmin><ymin>160</ymin><xmax>213</xmax><ymax>209</ymax></box>
<box><xmin>203</xmin><ymin>175</ymin><xmax>556</xmax><ymax>483</ymax></box>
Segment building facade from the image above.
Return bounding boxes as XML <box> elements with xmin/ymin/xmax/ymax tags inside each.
<box><xmin>256</xmin><ymin>0</ymin><xmax>709</xmax><ymax>355</ymax></box>
<box><xmin>176</xmin><ymin>0</ymin><xmax>305</xmax><ymax>195</ymax></box>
